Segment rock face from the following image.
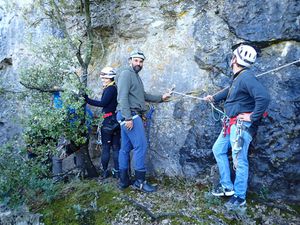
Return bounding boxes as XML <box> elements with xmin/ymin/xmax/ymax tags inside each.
<box><xmin>0</xmin><ymin>1</ymin><xmax>53</xmax><ymax>146</ymax></box>
<box><xmin>0</xmin><ymin>0</ymin><xmax>299</xmax><ymax>203</ymax></box>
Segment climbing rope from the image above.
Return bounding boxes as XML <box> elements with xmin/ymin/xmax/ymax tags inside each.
<box><xmin>256</xmin><ymin>58</ymin><xmax>300</xmax><ymax>77</ymax></box>
<box><xmin>172</xmin><ymin>59</ymin><xmax>300</xmax><ymax>120</ymax></box>
<box><xmin>172</xmin><ymin>91</ymin><xmax>226</xmax><ymax>120</ymax></box>
<box><xmin>172</xmin><ymin>91</ymin><xmax>205</xmax><ymax>101</ymax></box>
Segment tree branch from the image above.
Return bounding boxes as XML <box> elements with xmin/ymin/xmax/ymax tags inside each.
<box><xmin>0</xmin><ymin>88</ymin><xmax>24</xmax><ymax>94</ymax></box>
<box><xmin>50</xmin><ymin>0</ymin><xmax>85</xmax><ymax>67</ymax></box>
<box><xmin>253</xmin><ymin>198</ymin><xmax>298</xmax><ymax>215</ymax></box>
<box><xmin>29</xmin><ymin>17</ymin><xmax>50</xmax><ymax>28</ymax></box>
<box><xmin>121</xmin><ymin>196</ymin><xmax>203</xmax><ymax>223</ymax></box>
<box><xmin>76</xmin><ymin>40</ymin><xmax>85</xmax><ymax>66</ymax></box>
<box><xmin>83</xmin><ymin>0</ymin><xmax>93</xmax><ymax>66</ymax></box>
<box><xmin>20</xmin><ymin>81</ymin><xmax>63</xmax><ymax>93</ymax></box>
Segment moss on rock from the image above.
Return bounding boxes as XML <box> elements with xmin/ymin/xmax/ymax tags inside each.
<box><xmin>35</xmin><ymin>177</ymin><xmax>299</xmax><ymax>225</ymax></box>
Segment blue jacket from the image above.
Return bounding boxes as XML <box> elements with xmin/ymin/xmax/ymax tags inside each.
<box><xmin>53</xmin><ymin>91</ymin><xmax>63</xmax><ymax>109</ymax></box>
<box><xmin>85</xmin><ymin>84</ymin><xmax>118</xmax><ymax>114</ymax></box>
<box><xmin>53</xmin><ymin>91</ymin><xmax>93</xmax><ymax>128</ymax></box>
<box><xmin>213</xmin><ymin>69</ymin><xmax>270</xmax><ymax>122</ymax></box>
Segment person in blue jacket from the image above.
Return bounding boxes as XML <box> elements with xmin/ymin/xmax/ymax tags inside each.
<box><xmin>52</xmin><ymin>91</ymin><xmax>93</xmax><ymax>181</ymax></box>
<box><xmin>84</xmin><ymin>67</ymin><xmax>120</xmax><ymax>179</ymax></box>
<box><xmin>204</xmin><ymin>45</ymin><xmax>270</xmax><ymax>210</ymax></box>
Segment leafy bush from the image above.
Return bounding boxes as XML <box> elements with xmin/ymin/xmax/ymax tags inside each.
<box><xmin>0</xmin><ymin>143</ymin><xmax>57</xmax><ymax>207</ymax></box>
<box><xmin>20</xmin><ymin>36</ymin><xmax>90</xmax><ymax>156</ymax></box>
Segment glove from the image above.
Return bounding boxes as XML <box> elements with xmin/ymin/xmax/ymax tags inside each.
<box><xmin>82</xmin><ymin>93</ymin><xmax>88</xmax><ymax>101</ymax></box>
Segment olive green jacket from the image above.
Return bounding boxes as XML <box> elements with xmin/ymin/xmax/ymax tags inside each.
<box><xmin>115</xmin><ymin>66</ymin><xmax>162</xmax><ymax>120</ymax></box>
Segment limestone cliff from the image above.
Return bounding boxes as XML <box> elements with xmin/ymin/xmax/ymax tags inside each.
<box><xmin>0</xmin><ymin>0</ymin><xmax>299</xmax><ymax>203</ymax></box>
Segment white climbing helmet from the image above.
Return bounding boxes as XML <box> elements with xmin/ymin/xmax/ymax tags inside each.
<box><xmin>100</xmin><ymin>67</ymin><xmax>116</xmax><ymax>79</ymax></box>
<box><xmin>233</xmin><ymin>45</ymin><xmax>257</xmax><ymax>68</ymax></box>
<box><xmin>129</xmin><ymin>49</ymin><xmax>146</xmax><ymax>60</ymax></box>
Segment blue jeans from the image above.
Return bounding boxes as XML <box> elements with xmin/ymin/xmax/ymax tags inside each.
<box><xmin>117</xmin><ymin>111</ymin><xmax>147</xmax><ymax>172</ymax></box>
<box><xmin>212</xmin><ymin>122</ymin><xmax>252</xmax><ymax>199</ymax></box>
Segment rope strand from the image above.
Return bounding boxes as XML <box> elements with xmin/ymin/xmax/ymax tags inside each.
<box><xmin>172</xmin><ymin>91</ymin><xmax>205</xmax><ymax>100</ymax></box>
<box><xmin>171</xmin><ymin>59</ymin><xmax>300</xmax><ymax>120</ymax></box>
<box><xmin>256</xmin><ymin>59</ymin><xmax>300</xmax><ymax>77</ymax></box>
<box><xmin>172</xmin><ymin>91</ymin><xmax>226</xmax><ymax>119</ymax></box>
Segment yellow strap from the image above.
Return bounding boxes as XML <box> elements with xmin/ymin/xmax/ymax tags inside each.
<box><xmin>103</xmin><ymin>81</ymin><xmax>115</xmax><ymax>89</ymax></box>
<box><xmin>107</xmin><ymin>81</ymin><xmax>115</xmax><ymax>87</ymax></box>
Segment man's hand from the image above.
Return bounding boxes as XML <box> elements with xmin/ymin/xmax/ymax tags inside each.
<box><xmin>162</xmin><ymin>92</ymin><xmax>172</xmax><ymax>101</ymax></box>
<box><xmin>125</xmin><ymin>120</ymin><xmax>133</xmax><ymax>130</ymax></box>
<box><xmin>203</xmin><ymin>95</ymin><xmax>214</xmax><ymax>102</ymax></box>
<box><xmin>237</xmin><ymin>112</ymin><xmax>252</xmax><ymax>122</ymax></box>
<box><xmin>162</xmin><ymin>85</ymin><xmax>175</xmax><ymax>102</ymax></box>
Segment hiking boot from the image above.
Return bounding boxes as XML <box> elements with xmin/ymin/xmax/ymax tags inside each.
<box><xmin>132</xmin><ymin>180</ymin><xmax>157</xmax><ymax>193</ymax></box>
<box><xmin>212</xmin><ymin>184</ymin><xmax>234</xmax><ymax>197</ymax></box>
<box><xmin>225</xmin><ymin>195</ymin><xmax>246</xmax><ymax>210</ymax></box>
<box><xmin>112</xmin><ymin>169</ymin><xmax>120</xmax><ymax>179</ymax></box>
<box><xmin>102</xmin><ymin>170</ymin><xmax>110</xmax><ymax>179</ymax></box>
<box><xmin>119</xmin><ymin>169</ymin><xmax>130</xmax><ymax>190</ymax></box>
<box><xmin>132</xmin><ymin>170</ymin><xmax>157</xmax><ymax>193</ymax></box>
<box><xmin>53</xmin><ymin>174</ymin><xmax>68</xmax><ymax>183</ymax></box>
<box><xmin>53</xmin><ymin>175</ymin><xmax>64</xmax><ymax>183</ymax></box>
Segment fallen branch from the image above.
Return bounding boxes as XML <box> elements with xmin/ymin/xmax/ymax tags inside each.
<box><xmin>0</xmin><ymin>88</ymin><xmax>24</xmax><ymax>94</ymax></box>
<box><xmin>253</xmin><ymin>198</ymin><xmax>298</xmax><ymax>215</ymax></box>
<box><xmin>121</xmin><ymin>196</ymin><xmax>203</xmax><ymax>223</ymax></box>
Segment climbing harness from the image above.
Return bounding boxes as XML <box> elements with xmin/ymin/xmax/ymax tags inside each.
<box><xmin>232</xmin><ymin>119</ymin><xmax>244</xmax><ymax>170</ymax></box>
<box><xmin>118</xmin><ymin>115</ymin><xmax>139</xmax><ymax>126</ymax></box>
<box><xmin>145</xmin><ymin>105</ymin><xmax>155</xmax><ymax>145</ymax></box>
<box><xmin>96</xmin><ymin>125</ymin><xmax>102</xmax><ymax>145</ymax></box>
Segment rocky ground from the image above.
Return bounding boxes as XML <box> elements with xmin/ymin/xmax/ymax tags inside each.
<box><xmin>33</xmin><ymin>176</ymin><xmax>299</xmax><ymax>225</ymax></box>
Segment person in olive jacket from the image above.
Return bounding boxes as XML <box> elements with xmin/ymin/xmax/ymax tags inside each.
<box><xmin>116</xmin><ymin>50</ymin><xmax>171</xmax><ymax>192</ymax></box>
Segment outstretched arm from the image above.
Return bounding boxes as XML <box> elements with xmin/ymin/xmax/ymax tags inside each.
<box><xmin>203</xmin><ymin>87</ymin><xmax>229</xmax><ymax>103</ymax></box>
<box><xmin>85</xmin><ymin>86</ymin><xmax>115</xmax><ymax>107</ymax></box>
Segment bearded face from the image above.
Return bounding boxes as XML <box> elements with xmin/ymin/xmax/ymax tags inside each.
<box><xmin>132</xmin><ymin>65</ymin><xmax>142</xmax><ymax>73</ymax></box>
<box><xmin>130</xmin><ymin>57</ymin><xmax>144</xmax><ymax>73</ymax></box>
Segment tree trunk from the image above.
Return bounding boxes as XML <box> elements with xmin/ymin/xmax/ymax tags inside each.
<box><xmin>78</xmin><ymin>64</ymin><xmax>98</xmax><ymax>178</ymax></box>
<box><xmin>48</xmin><ymin>0</ymin><xmax>98</xmax><ymax>178</ymax></box>
<box><xmin>78</xmin><ymin>140</ymin><xmax>98</xmax><ymax>178</ymax></box>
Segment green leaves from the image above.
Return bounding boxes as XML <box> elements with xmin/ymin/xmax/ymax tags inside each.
<box><xmin>0</xmin><ymin>0</ymin><xmax>99</xmax><ymax>208</ymax></box>
<box><xmin>0</xmin><ymin>144</ymin><xmax>56</xmax><ymax>207</ymax></box>
<box><xmin>20</xmin><ymin>35</ymin><xmax>91</xmax><ymax>154</ymax></box>
<box><xmin>20</xmin><ymin>37</ymin><xmax>79</xmax><ymax>92</ymax></box>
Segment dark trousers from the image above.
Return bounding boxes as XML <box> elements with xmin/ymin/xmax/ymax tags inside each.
<box><xmin>101</xmin><ymin>116</ymin><xmax>120</xmax><ymax>171</ymax></box>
